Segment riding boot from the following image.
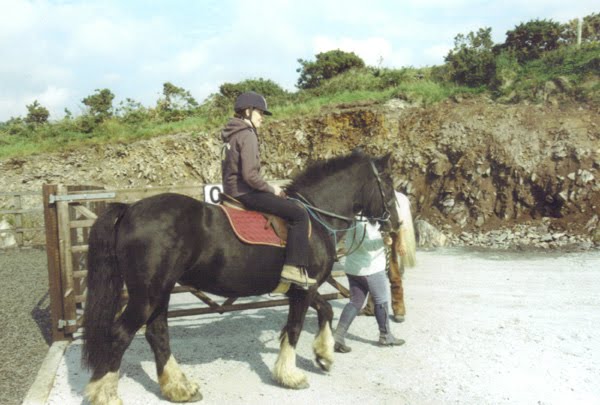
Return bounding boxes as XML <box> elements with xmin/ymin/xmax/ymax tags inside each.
<box><xmin>374</xmin><ymin>302</ymin><xmax>405</xmax><ymax>346</ymax></box>
<box><xmin>280</xmin><ymin>264</ymin><xmax>317</xmax><ymax>289</ymax></box>
<box><xmin>333</xmin><ymin>304</ymin><xmax>358</xmax><ymax>353</ymax></box>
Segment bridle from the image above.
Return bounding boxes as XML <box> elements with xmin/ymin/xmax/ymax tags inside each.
<box><xmin>288</xmin><ymin>158</ymin><xmax>395</xmax><ymax>259</ymax></box>
<box><xmin>368</xmin><ymin>159</ymin><xmax>393</xmax><ymax>229</ymax></box>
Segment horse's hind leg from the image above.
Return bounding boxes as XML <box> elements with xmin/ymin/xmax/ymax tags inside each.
<box><xmin>85</xmin><ymin>298</ymin><xmax>150</xmax><ymax>405</ymax></box>
<box><xmin>310</xmin><ymin>292</ymin><xmax>335</xmax><ymax>371</ymax></box>
<box><xmin>273</xmin><ymin>289</ymin><xmax>311</xmax><ymax>389</ymax></box>
<box><xmin>145</xmin><ymin>298</ymin><xmax>201</xmax><ymax>402</ymax></box>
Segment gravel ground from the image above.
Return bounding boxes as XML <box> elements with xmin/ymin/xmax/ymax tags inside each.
<box><xmin>43</xmin><ymin>247</ymin><xmax>600</xmax><ymax>405</ymax></box>
<box><xmin>0</xmin><ymin>248</ymin><xmax>52</xmax><ymax>405</ymax></box>
<box><xmin>4</xmin><ymin>247</ymin><xmax>600</xmax><ymax>404</ymax></box>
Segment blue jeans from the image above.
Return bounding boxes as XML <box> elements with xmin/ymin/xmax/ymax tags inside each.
<box><xmin>346</xmin><ymin>271</ymin><xmax>390</xmax><ymax>310</ymax></box>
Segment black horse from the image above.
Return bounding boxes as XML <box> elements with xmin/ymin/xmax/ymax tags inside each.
<box><xmin>82</xmin><ymin>151</ymin><xmax>399</xmax><ymax>404</ymax></box>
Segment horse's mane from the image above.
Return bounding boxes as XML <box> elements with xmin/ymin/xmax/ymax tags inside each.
<box><xmin>286</xmin><ymin>152</ymin><xmax>368</xmax><ymax>193</ymax></box>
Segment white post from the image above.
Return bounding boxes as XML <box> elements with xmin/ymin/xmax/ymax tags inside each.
<box><xmin>577</xmin><ymin>18</ymin><xmax>582</xmax><ymax>48</ymax></box>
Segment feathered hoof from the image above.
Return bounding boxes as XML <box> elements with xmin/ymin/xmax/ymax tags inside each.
<box><xmin>161</xmin><ymin>379</ymin><xmax>201</xmax><ymax>403</ymax></box>
<box><xmin>85</xmin><ymin>372</ymin><xmax>122</xmax><ymax>405</ymax></box>
<box><xmin>316</xmin><ymin>356</ymin><xmax>332</xmax><ymax>371</ymax></box>
<box><xmin>272</xmin><ymin>367</ymin><xmax>310</xmax><ymax>390</ymax></box>
<box><xmin>393</xmin><ymin>314</ymin><xmax>405</xmax><ymax>323</ymax></box>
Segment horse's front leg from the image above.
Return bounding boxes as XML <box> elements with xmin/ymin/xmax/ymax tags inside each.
<box><xmin>309</xmin><ymin>292</ymin><xmax>334</xmax><ymax>371</ymax></box>
<box><xmin>272</xmin><ymin>288</ymin><xmax>312</xmax><ymax>389</ymax></box>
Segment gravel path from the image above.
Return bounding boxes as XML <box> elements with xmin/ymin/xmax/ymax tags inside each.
<box><xmin>44</xmin><ymin>248</ymin><xmax>600</xmax><ymax>405</ymax></box>
<box><xmin>4</xmin><ymin>247</ymin><xmax>600</xmax><ymax>404</ymax></box>
<box><xmin>0</xmin><ymin>248</ymin><xmax>51</xmax><ymax>405</ymax></box>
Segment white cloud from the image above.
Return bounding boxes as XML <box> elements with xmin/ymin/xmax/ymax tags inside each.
<box><xmin>35</xmin><ymin>86</ymin><xmax>72</xmax><ymax>118</ymax></box>
<box><xmin>312</xmin><ymin>36</ymin><xmax>415</xmax><ymax>68</ymax></box>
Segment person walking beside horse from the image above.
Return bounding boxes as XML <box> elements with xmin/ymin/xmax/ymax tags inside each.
<box><xmin>333</xmin><ymin>219</ymin><xmax>406</xmax><ymax>353</ymax></box>
<box><xmin>360</xmin><ymin>190</ymin><xmax>416</xmax><ymax>322</ymax></box>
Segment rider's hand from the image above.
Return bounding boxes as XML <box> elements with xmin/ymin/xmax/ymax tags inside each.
<box><xmin>271</xmin><ymin>183</ymin><xmax>286</xmax><ymax>197</ymax></box>
<box><xmin>383</xmin><ymin>235</ymin><xmax>393</xmax><ymax>246</ymax></box>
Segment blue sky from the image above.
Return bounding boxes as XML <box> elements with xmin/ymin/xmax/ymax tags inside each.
<box><xmin>0</xmin><ymin>0</ymin><xmax>597</xmax><ymax>121</ymax></box>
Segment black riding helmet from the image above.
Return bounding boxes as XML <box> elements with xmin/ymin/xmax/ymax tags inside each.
<box><xmin>234</xmin><ymin>91</ymin><xmax>272</xmax><ymax>115</ymax></box>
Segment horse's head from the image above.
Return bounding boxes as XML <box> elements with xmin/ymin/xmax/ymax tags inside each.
<box><xmin>361</xmin><ymin>153</ymin><xmax>400</xmax><ymax>233</ymax></box>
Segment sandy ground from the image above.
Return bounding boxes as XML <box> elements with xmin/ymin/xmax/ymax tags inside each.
<box><xmin>42</xmin><ymin>247</ymin><xmax>600</xmax><ymax>405</ymax></box>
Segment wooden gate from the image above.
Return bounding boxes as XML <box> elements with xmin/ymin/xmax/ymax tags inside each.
<box><xmin>43</xmin><ymin>184</ymin><xmax>349</xmax><ymax>342</ymax></box>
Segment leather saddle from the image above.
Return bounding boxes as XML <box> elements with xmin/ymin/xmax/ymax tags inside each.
<box><xmin>219</xmin><ymin>193</ymin><xmax>309</xmax><ymax>247</ymax></box>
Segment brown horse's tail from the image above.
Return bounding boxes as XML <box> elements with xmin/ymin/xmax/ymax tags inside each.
<box><xmin>81</xmin><ymin>202</ymin><xmax>128</xmax><ymax>371</ymax></box>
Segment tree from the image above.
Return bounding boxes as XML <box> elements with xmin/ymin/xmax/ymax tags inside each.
<box><xmin>296</xmin><ymin>49</ymin><xmax>365</xmax><ymax>89</ymax></box>
<box><xmin>563</xmin><ymin>13</ymin><xmax>600</xmax><ymax>44</ymax></box>
<box><xmin>82</xmin><ymin>89</ymin><xmax>115</xmax><ymax>121</ymax></box>
<box><xmin>25</xmin><ymin>100</ymin><xmax>49</xmax><ymax>124</ymax></box>
<box><xmin>444</xmin><ymin>27</ymin><xmax>496</xmax><ymax>87</ymax></box>
<box><xmin>156</xmin><ymin>82</ymin><xmax>198</xmax><ymax>122</ymax></box>
<box><xmin>219</xmin><ymin>78</ymin><xmax>287</xmax><ymax>100</ymax></box>
<box><xmin>504</xmin><ymin>19</ymin><xmax>563</xmax><ymax>62</ymax></box>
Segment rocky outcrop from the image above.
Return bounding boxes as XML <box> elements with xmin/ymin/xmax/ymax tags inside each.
<box><xmin>1</xmin><ymin>96</ymin><xmax>598</xmax><ymax>249</ymax></box>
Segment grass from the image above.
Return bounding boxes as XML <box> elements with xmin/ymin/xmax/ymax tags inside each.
<box><xmin>1</xmin><ymin>45</ymin><xmax>598</xmax><ymax>160</ymax></box>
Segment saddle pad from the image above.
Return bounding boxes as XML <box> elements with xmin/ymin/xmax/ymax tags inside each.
<box><xmin>219</xmin><ymin>205</ymin><xmax>285</xmax><ymax>248</ymax></box>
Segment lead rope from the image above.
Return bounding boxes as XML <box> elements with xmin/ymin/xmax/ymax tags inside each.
<box><xmin>384</xmin><ymin>242</ymin><xmax>392</xmax><ymax>275</ymax></box>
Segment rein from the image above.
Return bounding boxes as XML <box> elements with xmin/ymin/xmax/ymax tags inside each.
<box><xmin>288</xmin><ymin>193</ymin><xmax>365</xmax><ymax>261</ymax></box>
<box><xmin>285</xmin><ymin>158</ymin><xmax>394</xmax><ymax>261</ymax></box>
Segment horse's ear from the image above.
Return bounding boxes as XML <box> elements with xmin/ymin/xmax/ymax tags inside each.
<box><xmin>374</xmin><ymin>153</ymin><xmax>393</xmax><ymax>172</ymax></box>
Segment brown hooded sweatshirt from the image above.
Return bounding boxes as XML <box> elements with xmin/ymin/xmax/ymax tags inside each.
<box><xmin>221</xmin><ymin>117</ymin><xmax>274</xmax><ymax>197</ymax></box>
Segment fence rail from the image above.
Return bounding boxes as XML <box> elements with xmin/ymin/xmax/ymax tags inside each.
<box><xmin>42</xmin><ymin>183</ymin><xmax>349</xmax><ymax>342</ymax></box>
<box><xmin>0</xmin><ymin>191</ymin><xmax>44</xmax><ymax>247</ymax></box>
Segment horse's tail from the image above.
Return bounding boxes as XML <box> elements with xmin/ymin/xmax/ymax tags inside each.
<box><xmin>81</xmin><ymin>202</ymin><xmax>128</xmax><ymax>371</ymax></box>
<box><xmin>396</xmin><ymin>193</ymin><xmax>416</xmax><ymax>268</ymax></box>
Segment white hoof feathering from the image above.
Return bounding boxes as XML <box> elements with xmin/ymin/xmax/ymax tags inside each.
<box><xmin>159</xmin><ymin>355</ymin><xmax>201</xmax><ymax>402</ymax></box>
<box><xmin>313</xmin><ymin>323</ymin><xmax>334</xmax><ymax>370</ymax></box>
<box><xmin>272</xmin><ymin>333</ymin><xmax>309</xmax><ymax>389</ymax></box>
<box><xmin>85</xmin><ymin>371</ymin><xmax>123</xmax><ymax>405</ymax></box>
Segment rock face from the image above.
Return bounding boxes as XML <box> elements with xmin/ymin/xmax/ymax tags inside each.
<box><xmin>0</xmin><ymin>97</ymin><xmax>599</xmax><ymax>248</ymax></box>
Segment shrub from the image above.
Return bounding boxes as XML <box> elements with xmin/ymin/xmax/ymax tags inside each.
<box><xmin>504</xmin><ymin>19</ymin><xmax>563</xmax><ymax>63</ymax></box>
<box><xmin>445</xmin><ymin>27</ymin><xmax>496</xmax><ymax>87</ymax></box>
<box><xmin>208</xmin><ymin>78</ymin><xmax>290</xmax><ymax>116</ymax></box>
<box><xmin>115</xmin><ymin>98</ymin><xmax>149</xmax><ymax>125</ymax></box>
<box><xmin>563</xmin><ymin>13</ymin><xmax>600</xmax><ymax>44</ymax></box>
<box><xmin>156</xmin><ymin>82</ymin><xmax>198</xmax><ymax>122</ymax></box>
<box><xmin>82</xmin><ymin>88</ymin><xmax>115</xmax><ymax>122</ymax></box>
<box><xmin>296</xmin><ymin>50</ymin><xmax>365</xmax><ymax>89</ymax></box>
<box><xmin>25</xmin><ymin>101</ymin><xmax>49</xmax><ymax>125</ymax></box>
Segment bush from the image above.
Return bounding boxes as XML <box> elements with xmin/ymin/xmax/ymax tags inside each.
<box><xmin>208</xmin><ymin>78</ymin><xmax>290</xmax><ymax>116</ymax></box>
<box><xmin>115</xmin><ymin>98</ymin><xmax>149</xmax><ymax>125</ymax></box>
<box><xmin>82</xmin><ymin>88</ymin><xmax>115</xmax><ymax>120</ymax></box>
<box><xmin>25</xmin><ymin>101</ymin><xmax>49</xmax><ymax>125</ymax></box>
<box><xmin>445</xmin><ymin>28</ymin><xmax>496</xmax><ymax>87</ymax></box>
<box><xmin>156</xmin><ymin>82</ymin><xmax>198</xmax><ymax>122</ymax></box>
<box><xmin>563</xmin><ymin>13</ymin><xmax>600</xmax><ymax>45</ymax></box>
<box><xmin>296</xmin><ymin>50</ymin><xmax>365</xmax><ymax>89</ymax></box>
<box><xmin>504</xmin><ymin>19</ymin><xmax>563</xmax><ymax>63</ymax></box>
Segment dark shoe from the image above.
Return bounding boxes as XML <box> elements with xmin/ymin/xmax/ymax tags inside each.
<box><xmin>334</xmin><ymin>341</ymin><xmax>352</xmax><ymax>353</ymax></box>
<box><xmin>378</xmin><ymin>334</ymin><xmax>405</xmax><ymax>346</ymax></box>
<box><xmin>281</xmin><ymin>265</ymin><xmax>317</xmax><ymax>289</ymax></box>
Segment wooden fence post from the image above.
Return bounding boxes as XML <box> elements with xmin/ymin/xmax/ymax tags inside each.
<box><xmin>13</xmin><ymin>194</ymin><xmax>23</xmax><ymax>247</ymax></box>
<box><xmin>42</xmin><ymin>184</ymin><xmax>68</xmax><ymax>342</ymax></box>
